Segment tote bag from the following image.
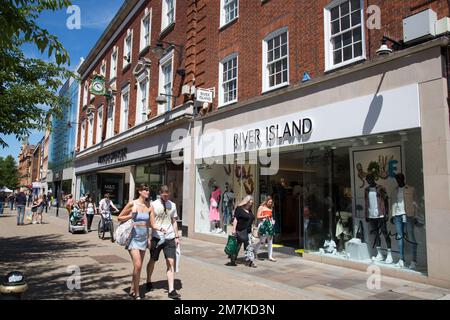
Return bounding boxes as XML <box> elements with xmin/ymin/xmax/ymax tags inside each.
<box><xmin>115</xmin><ymin>219</ymin><xmax>134</xmax><ymax>246</ymax></box>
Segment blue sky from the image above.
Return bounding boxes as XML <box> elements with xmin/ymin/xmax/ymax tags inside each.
<box><xmin>0</xmin><ymin>0</ymin><xmax>124</xmax><ymax>159</ymax></box>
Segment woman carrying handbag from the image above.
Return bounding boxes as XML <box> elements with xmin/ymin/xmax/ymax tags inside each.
<box><xmin>229</xmin><ymin>195</ymin><xmax>256</xmax><ymax>268</ymax></box>
<box><xmin>118</xmin><ymin>183</ymin><xmax>166</xmax><ymax>300</ymax></box>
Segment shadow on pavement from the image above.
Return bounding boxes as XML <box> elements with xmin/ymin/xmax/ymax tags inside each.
<box><xmin>121</xmin><ymin>279</ymin><xmax>183</xmax><ymax>300</ymax></box>
<box><xmin>0</xmin><ymin>234</ymin><xmax>130</xmax><ymax>300</ymax></box>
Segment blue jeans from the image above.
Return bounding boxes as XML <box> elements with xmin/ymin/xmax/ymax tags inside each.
<box><xmin>0</xmin><ymin>202</ymin><xmax>4</xmax><ymax>215</ymax></box>
<box><xmin>16</xmin><ymin>205</ymin><xmax>25</xmax><ymax>225</ymax></box>
<box><xmin>222</xmin><ymin>205</ymin><xmax>232</xmax><ymax>225</ymax></box>
<box><xmin>9</xmin><ymin>201</ymin><xmax>14</xmax><ymax>210</ymax></box>
<box><xmin>394</xmin><ymin>215</ymin><xmax>418</xmax><ymax>262</ymax></box>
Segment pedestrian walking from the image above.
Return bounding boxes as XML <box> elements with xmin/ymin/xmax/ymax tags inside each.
<box><xmin>0</xmin><ymin>191</ymin><xmax>6</xmax><ymax>215</ymax></box>
<box><xmin>36</xmin><ymin>194</ymin><xmax>45</xmax><ymax>224</ymax></box>
<box><xmin>253</xmin><ymin>196</ymin><xmax>277</xmax><ymax>262</ymax></box>
<box><xmin>65</xmin><ymin>194</ymin><xmax>74</xmax><ymax>218</ymax></box>
<box><xmin>27</xmin><ymin>192</ymin><xmax>33</xmax><ymax>207</ymax></box>
<box><xmin>229</xmin><ymin>195</ymin><xmax>256</xmax><ymax>268</ymax></box>
<box><xmin>43</xmin><ymin>193</ymin><xmax>48</xmax><ymax>213</ymax></box>
<box><xmin>46</xmin><ymin>193</ymin><xmax>51</xmax><ymax>211</ymax></box>
<box><xmin>32</xmin><ymin>195</ymin><xmax>45</xmax><ymax>224</ymax></box>
<box><xmin>118</xmin><ymin>184</ymin><xmax>152</xmax><ymax>300</ymax></box>
<box><xmin>31</xmin><ymin>196</ymin><xmax>39</xmax><ymax>224</ymax></box>
<box><xmin>146</xmin><ymin>185</ymin><xmax>181</xmax><ymax>300</ymax></box>
<box><xmin>8</xmin><ymin>193</ymin><xmax>15</xmax><ymax>210</ymax></box>
<box><xmin>85</xmin><ymin>195</ymin><xmax>97</xmax><ymax>232</ymax></box>
<box><xmin>15</xmin><ymin>190</ymin><xmax>27</xmax><ymax>225</ymax></box>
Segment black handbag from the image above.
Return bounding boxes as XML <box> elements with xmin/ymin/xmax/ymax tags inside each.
<box><xmin>236</xmin><ymin>229</ymin><xmax>249</xmax><ymax>243</ymax></box>
<box><xmin>356</xmin><ymin>220</ymin><xmax>365</xmax><ymax>242</ymax></box>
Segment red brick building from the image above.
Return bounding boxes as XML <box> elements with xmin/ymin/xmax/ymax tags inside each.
<box><xmin>18</xmin><ymin>144</ymin><xmax>35</xmax><ymax>188</ymax></box>
<box><xmin>75</xmin><ymin>0</ymin><xmax>450</xmax><ymax>287</ymax></box>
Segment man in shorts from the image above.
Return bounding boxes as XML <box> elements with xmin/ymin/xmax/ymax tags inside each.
<box><xmin>146</xmin><ymin>185</ymin><xmax>181</xmax><ymax>300</ymax></box>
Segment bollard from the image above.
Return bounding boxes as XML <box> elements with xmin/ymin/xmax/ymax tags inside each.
<box><xmin>0</xmin><ymin>272</ymin><xmax>28</xmax><ymax>300</ymax></box>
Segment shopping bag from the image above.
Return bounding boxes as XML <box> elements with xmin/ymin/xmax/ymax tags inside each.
<box><xmin>258</xmin><ymin>219</ymin><xmax>274</xmax><ymax>237</ymax></box>
<box><xmin>175</xmin><ymin>244</ymin><xmax>181</xmax><ymax>273</ymax></box>
<box><xmin>224</xmin><ymin>235</ymin><xmax>238</xmax><ymax>256</ymax></box>
<box><xmin>114</xmin><ymin>219</ymin><xmax>134</xmax><ymax>246</ymax></box>
<box><xmin>25</xmin><ymin>211</ymin><xmax>33</xmax><ymax>222</ymax></box>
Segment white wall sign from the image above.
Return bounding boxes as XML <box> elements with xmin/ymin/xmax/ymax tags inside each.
<box><xmin>195</xmin><ymin>84</ymin><xmax>420</xmax><ymax>159</ymax></box>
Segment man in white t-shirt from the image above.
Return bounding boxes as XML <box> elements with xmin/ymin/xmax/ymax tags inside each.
<box><xmin>99</xmin><ymin>193</ymin><xmax>119</xmax><ymax>218</ymax></box>
<box><xmin>146</xmin><ymin>185</ymin><xmax>180</xmax><ymax>300</ymax></box>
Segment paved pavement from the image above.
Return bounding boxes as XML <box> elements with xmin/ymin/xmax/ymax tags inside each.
<box><xmin>1</xmin><ymin>206</ymin><xmax>450</xmax><ymax>300</ymax></box>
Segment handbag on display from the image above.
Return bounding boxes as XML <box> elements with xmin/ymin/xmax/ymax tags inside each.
<box><xmin>356</xmin><ymin>220</ymin><xmax>365</xmax><ymax>242</ymax></box>
<box><xmin>114</xmin><ymin>219</ymin><xmax>134</xmax><ymax>246</ymax></box>
<box><xmin>224</xmin><ymin>235</ymin><xmax>238</xmax><ymax>256</ymax></box>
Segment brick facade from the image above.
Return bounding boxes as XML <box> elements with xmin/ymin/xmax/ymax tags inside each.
<box><xmin>77</xmin><ymin>0</ymin><xmax>450</xmax><ymax>151</ymax></box>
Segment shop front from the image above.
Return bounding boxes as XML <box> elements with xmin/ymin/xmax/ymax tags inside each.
<box><xmin>192</xmin><ymin>45</ymin><xmax>450</xmax><ymax>285</ymax></box>
<box><xmin>74</xmin><ymin>105</ymin><xmax>193</xmax><ymax>227</ymax></box>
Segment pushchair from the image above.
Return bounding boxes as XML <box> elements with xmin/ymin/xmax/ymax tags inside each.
<box><xmin>68</xmin><ymin>205</ymin><xmax>87</xmax><ymax>234</ymax></box>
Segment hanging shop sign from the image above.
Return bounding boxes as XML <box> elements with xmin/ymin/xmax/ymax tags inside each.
<box><xmin>89</xmin><ymin>75</ymin><xmax>106</xmax><ymax>96</ymax></box>
<box><xmin>196</xmin><ymin>88</ymin><xmax>214</xmax><ymax>103</ymax></box>
<box><xmin>98</xmin><ymin>148</ymin><xmax>128</xmax><ymax>165</ymax></box>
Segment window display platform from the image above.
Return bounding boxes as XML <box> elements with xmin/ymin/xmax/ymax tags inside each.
<box><xmin>303</xmin><ymin>251</ymin><xmax>429</xmax><ymax>284</ymax></box>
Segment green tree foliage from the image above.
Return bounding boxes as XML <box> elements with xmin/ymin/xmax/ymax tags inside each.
<box><xmin>0</xmin><ymin>155</ymin><xmax>20</xmax><ymax>189</ymax></box>
<box><xmin>0</xmin><ymin>0</ymin><xmax>76</xmax><ymax>147</ymax></box>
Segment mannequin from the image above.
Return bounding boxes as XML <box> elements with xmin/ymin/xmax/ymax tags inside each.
<box><xmin>391</xmin><ymin>173</ymin><xmax>418</xmax><ymax>269</ymax></box>
<box><xmin>364</xmin><ymin>174</ymin><xmax>393</xmax><ymax>263</ymax></box>
<box><xmin>209</xmin><ymin>183</ymin><xmax>222</xmax><ymax>233</ymax></box>
<box><xmin>222</xmin><ymin>182</ymin><xmax>235</xmax><ymax>232</ymax></box>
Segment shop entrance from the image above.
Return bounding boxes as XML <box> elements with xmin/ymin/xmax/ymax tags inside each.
<box><xmin>259</xmin><ymin>151</ymin><xmax>304</xmax><ymax>248</ymax></box>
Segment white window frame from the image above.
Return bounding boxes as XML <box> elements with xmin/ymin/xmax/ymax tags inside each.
<box><xmin>262</xmin><ymin>27</ymin><xmax>289</xmax><ymax>93</ymax></box>
<box><xmin>220</xmin><ymin>0</ymin><xmax>239</xmax><ymax>28</ymax></box>
<box><xmin>106</xmin><ymin>97</ymin><xmax>115</xmax><ymax>140</ymax></box>
<box><xmin>123</xmin><ymin>29</ymin><xmax>133</xmax><ymax>68</ymax></box>
<box><xmin>136</xmin><ymin>78</ymin><xmax>149</xmax><ymax>125</ymax></box>
<box><xmin>120</xmin><ymin>86</ymin><xmax>130</xmax><ymax>132</ymax></box>
<box><xmin>324</xmin><ymin>0</ymin><xmax>366</xmax><ymax>72</ymax></box>
<box><xmin>158</xmin><ymin>50</ymin><xmax>174</xmax><ymax>115</ymax></box>
<box><xmin>87</xmin><ymin>115</ymin><xmax>94</xmax><ymax>148</ymax></box>
<box><xmin>100</xmin><ymin>60</ymin><xmax>106</xmax><ymax>77</ymax></box>
<box><xmin>83</xmin><ymin>82</ymin><xmax>89</xmax><ymax>106</ymax></box>
<box><xmin>140</xmin><ymin>8</ymin><xmax>152</xmax><ymax>52</ymax></box>
<box><xmin>218</xmin><ymin>53</ymin><xmax>238</xmax><ymax>107</ymax></box>
<box><xmin>110</xmin><ymin>46</ymin><xmax>118</xmax><ymax>81</ymax></box>
<box><xmin>96</xmin><ymin>105</ymin><xmax>103</xmax><ymax>144</ymax></box>
<box><xmin>161</xmin><ymin>0</ymin><xmax>176</xmax><ymax>32</ymax></box>
<box><xmin>80</xmin><ymin>119</ymin><xmax>86</xmax><ymax>151</ymax></box>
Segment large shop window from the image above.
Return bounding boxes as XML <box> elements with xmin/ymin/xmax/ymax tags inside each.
<box><xmin>194</xmin><ymin>129</ymin><xmax>427</xmax><ymax>274</ymax></box>
<box><xmin>299</xmin><ymin>130</ymin><xmax>425</xmax><ymax>274</ymax></box>
<box><xmin>195</xmin><ymin>157</ymin><xmax>257</xmax><ymax>236</ymax></box>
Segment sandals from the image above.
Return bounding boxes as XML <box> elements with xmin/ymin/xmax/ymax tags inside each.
<box><xmin>129</xmin><ymin>292</ymin><xmax>141</xmax><ymax>300</ymax></box>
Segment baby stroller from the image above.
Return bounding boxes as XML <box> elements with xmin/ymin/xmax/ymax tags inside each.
<box><xmin>68</xmin><ymin>205</ymin><xmax>87</xmax><ymax>234</ymax></box>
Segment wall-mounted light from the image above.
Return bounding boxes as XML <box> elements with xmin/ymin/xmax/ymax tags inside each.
<box><xmin>151</xmin><ymin>40</ymin><xmax>185</xmax><ymax>76</ymax></box>
<box><xmin>376</xmin><ymin>36</ymin><xmax>405</xmax><ymax>56</ymax></box>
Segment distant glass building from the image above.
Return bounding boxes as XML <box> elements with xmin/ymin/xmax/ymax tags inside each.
<box><xmin>48</xmin><ymin>77</ymin><xmax>79</xmax><ymax>199</ymax></box>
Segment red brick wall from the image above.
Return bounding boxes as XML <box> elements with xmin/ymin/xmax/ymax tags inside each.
<box><xmin>77</xmin><ymin>0</ymin><xmax>450</xmax><ymax>151</ymax></box>
<box><xmin>77</xmin><ymin>0</ymin><xmax>189</xmax><ymax>150</ymax></box>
